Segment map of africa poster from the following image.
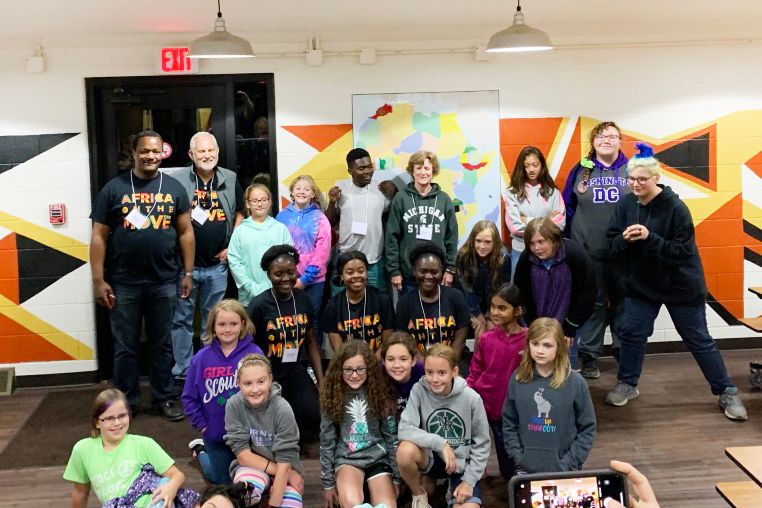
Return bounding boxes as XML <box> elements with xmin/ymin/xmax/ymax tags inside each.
<box><xmin>352</xmin><ymin>91</ymin><xmax>501</xmax><ymax>246</ymax></box>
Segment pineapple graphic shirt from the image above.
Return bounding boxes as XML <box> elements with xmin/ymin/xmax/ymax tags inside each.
<box><xmin>319</xmin><ymin>387</ymin><xmax>399</xmax><ymax>489</ymax></box>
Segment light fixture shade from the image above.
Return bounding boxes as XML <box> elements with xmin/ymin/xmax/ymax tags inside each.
<box><xmin>189</xmin><ymin>17</ymin><xmax>255</xmax><ymax>59</ymax></box>
<box><xmin>486</xmin><ymin>10</ymin><xmax>553</xmax><ymax>53</ymax></box>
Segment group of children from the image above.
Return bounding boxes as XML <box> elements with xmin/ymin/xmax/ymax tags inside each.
<box><xmin>64</xmin><ymin>278</ymin><xmax>596</xmax><ymax>507</ymax></box>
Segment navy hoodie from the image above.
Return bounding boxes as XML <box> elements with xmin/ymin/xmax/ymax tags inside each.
<box><xmin>607</xmin><ymin>185</ymin><xmax>707</xmax><ymax>305</ymax></box>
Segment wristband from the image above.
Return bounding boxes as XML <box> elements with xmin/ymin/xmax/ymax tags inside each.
<box><xmin>184</xmin><ymin>271</ymin><xmax>193</xmax><ymax>277</ymax></box>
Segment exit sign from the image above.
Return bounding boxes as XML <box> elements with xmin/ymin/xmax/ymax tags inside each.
<box><xmin>158</xmin><ymin>47</ymin><xmax>197</xmax><ymax>74</ymax></box>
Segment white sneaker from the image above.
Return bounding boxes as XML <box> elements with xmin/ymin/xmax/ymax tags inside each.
<box><xmin>411</xmin><ymin>492</ymin><xmax>431</xmax><ymax>508</ymax></box>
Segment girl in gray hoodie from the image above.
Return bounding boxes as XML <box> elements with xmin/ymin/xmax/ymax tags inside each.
<box><xmin>397</xmin><ymin>344</ymin><xmax>490</xmax><ymax>508</ymax></box>
<box><xmin>224</xmin><ymin>354</ymin><xmax>304</xmax><ymax>507</ymax></box>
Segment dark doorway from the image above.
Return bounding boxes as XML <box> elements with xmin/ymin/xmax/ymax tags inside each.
<box><xmin>85</xmin><ymin>73</ymin><xmax>276</xmax><ymax>381</ymax></box>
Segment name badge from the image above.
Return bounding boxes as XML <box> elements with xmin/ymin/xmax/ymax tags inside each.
<box><xmin>351</xmin><ymin>221</ymin><xmax>368</xmax><ymax>235</ymax></box>
<box><xmin>282</xmin><ymin>347</ymin><xmax>299</xmax><ymax>363</ymax></box>
<box><xmin>417</xmin><ymin>224</ymin><xmax>433</xmax><ymax>240</ymax></box>
<box><xmin>125</xmin><ymin>207</ymin><xmax>148</xmax><ymax>229</ymax></box>
<box><xmin>191</xmin><ymin>205</ymin><xmax>209</xmax><ymax>225</ymax></box>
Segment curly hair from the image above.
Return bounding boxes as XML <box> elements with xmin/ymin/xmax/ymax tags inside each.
<box><xmin>408</xmin><ymin>240</ymin><xmax>446</xmax><ymax>269</ymax></box>
<box><xmin>582</xmin><ymin>121</ymin><xmax>622</xmax><ymax>182</ymax></box>
<box><xmin>406</xmin><ymin>150</ymin><xmax>440</xmax><ymax>177</ymax></box>
<box><xmin>260</xmin><ymin>244</ymin><xmax>300</xmax><ymax>273</ymax></box>
<box><xmin>320</xmin><ymin>340</ymin><xmax>396</xmax><ymax>424</ymax></box>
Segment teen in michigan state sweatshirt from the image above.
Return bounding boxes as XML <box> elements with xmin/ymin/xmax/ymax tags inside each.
<box><xmin>385</xmin><ymin>182</ymin><xmax>458</xmax><ymax>283</ymax></box>
<box><xmin>502</xmin><ymin>370</ymin><xmax>596</xmax><ymax>473</ymax></box>
<box><xmin>398</xmin><ymin>376</ymin><xmax>490</xmax><ymax>489</ymax></box>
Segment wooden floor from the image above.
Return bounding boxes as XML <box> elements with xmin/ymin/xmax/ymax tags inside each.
<box><xmin>1</xmin><ymin>349</ymin><xmax>761</xmax><ymax>507</ymax></box>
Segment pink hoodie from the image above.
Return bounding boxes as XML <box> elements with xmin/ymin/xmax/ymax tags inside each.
<box><xmin>466</xmin><ymin>327</ymin><xmax>528</xmax><ymax>421</ymax></box>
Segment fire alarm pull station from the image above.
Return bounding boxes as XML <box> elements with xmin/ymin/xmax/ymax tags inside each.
<box><xmin>49</xmin><ymin>203</ymin><xmax>66</xmax><ymax>225</ymax></box>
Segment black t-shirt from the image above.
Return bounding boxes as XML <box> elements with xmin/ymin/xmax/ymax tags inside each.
<box><xmin>395</xmin><ymin>286</ymin><xmax>470</xmax><ymax>353</ymax></box>
<box><xmin>320</xmin><ymin>286</ymin><xmax>395</xmax><ymax>352</ymax></box>
<box><xmin>191</xmin><ymin>172</ymin><xmax>244</xmax><ymax>267</ymax></box>
<box><xmin>91</xmin><ymin>171</ymin><xmax>190</xmax><ymax>284</ymax></box>
<box><xmin>248</xmin><ymin>288</ymin><xmax>315</xmax><ymax>373</ymax></box>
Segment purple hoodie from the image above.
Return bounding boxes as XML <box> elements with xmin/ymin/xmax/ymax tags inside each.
<box><xmin>276</xmin><ymin>203</ymin><xmax>332</xmax><ymax>285</ymax></box>
<box><xmin>181</xmin><ymin>335</ymin><xmax>264</xmax><ymax>443</ymax></box>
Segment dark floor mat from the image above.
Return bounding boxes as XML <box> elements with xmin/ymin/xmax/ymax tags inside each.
<box><xmin>0</xmin><ymin>384</ymin><xmax>197</xmax><ymax>469</ymax></box>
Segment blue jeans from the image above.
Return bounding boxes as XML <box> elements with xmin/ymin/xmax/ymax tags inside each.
<box><xmin>110</xmin><ymin>281</ymin><xmax>176</xmax><ymax>410</ymax></box>
<box><xmin>510</xmin><ymin>248</ymin><xmax>522</xmax><ymax>283</ymax></box>
<box><xmin>170</xmin><ymin>263</ymin><xmax>229</xmax><ymax>378</ymax></box>
<box><xmin>616</xmin><ymin>297</ymin><xmax>735</xmax><ymax>395</ymax></box>
<box><xmin>198</xmin><ymin>438</ymin><xmax>236</xmax><ymax>485</ymax></box>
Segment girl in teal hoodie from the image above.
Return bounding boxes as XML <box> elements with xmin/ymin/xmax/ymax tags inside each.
<box><xmin>228</xmin><ymin>184</ymin><xmax>292</xmax><ymax>305</ymax></box>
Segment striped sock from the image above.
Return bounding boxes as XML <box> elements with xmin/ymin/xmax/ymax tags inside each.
<box><xmin>280</xmin><ymin>485</ymin><xmax>303</xmax><ymax>508</ymax></box>
<box><xmin>233</xmin><ymin>467</ymin><xmax>270</xmax><ymax>505</ymax></box>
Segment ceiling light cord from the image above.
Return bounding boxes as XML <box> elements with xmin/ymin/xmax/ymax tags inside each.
<box><xmin>217</xmin><ymin>0</ymin><xmax>222</xmax><ymax>18</ymax></box>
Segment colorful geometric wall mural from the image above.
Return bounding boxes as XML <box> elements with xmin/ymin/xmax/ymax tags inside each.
<box><xmin>282</xmin><ymin>112</ymin><xmax>762</xmax><ymax>329</ymax></box>
<box><xmin>0</xmin><ymin>134</ymin><xmax>93</xmax><ymax>364</ymax></box>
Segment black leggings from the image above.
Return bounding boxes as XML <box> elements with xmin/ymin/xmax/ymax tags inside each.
<box><xmin>274</xmin><ymin>364</ymin><xmax>321</xmax><ymax>443</ymax></box>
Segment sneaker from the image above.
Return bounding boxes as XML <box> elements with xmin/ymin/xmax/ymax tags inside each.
<box><xmin>188</xmin><ymin>438</ymin><xmax>205</xmax><ymax>458</ymax></box>
<box><xmin>718</xmin><ymin>387</ymin><xmax>748</xmax><ymax>421</ymax></box>
<box><xmin>580</xmin><ymin>358</ymin><xmax>600</xmax><ymax>379</ymax></box>
<box><xmin>156</xmin><ymin>400</ymin><xmax>184</xmax><ymax>422</ymax></box>
<box><xmin>411</xmin><ymin>492</ymin><xmax>431</xmax><ymax>508</ymax></box>
<box><xmin>605</xmin><ymin>382</ymin><xmax>639</xmax><ymax>407</ymax></box>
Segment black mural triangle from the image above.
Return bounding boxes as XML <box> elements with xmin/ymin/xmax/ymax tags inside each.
<box><xmin>656</xmin><ymin>132</ymin><xmax>710</xmax><ymax>183</ymax></box>
<box><xmin>16</xmin><ymin>234</ymin><xmax>86</xmax><ymax>303</ymax></box>
<box><xmin>0</xmin><ymin>133</ymin><xmax>78</xmax><ymax>176</ymax></box>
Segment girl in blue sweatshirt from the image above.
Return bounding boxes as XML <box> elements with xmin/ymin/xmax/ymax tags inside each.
<box><xmin>181</xmin><ymin>299</ymin><xmax>264</xmax><ymax>484</ymax></box>
<box><xmin>503</xmin><ymin>318</ymin><xmax>596</xmax><ymax>474</ymax></box>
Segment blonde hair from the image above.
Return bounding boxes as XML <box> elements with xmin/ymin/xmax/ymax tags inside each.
<box><xmin>627</xmin><ymin>155</ymin><xmax>662</xmax><ymax>176</ymax></box>
<box><xmin>243</xmin><ymin>183</ymin><xmax>272</xmax><ymax>218</ymax></box>
<box><xmin>204</xmin><ymin>299</ymin><xmax>255</xmax><ymax>344</ymax></box>
<box><xmin>90</xmin><ymin>388</ymin><xmax>129</xmax><ymax>438</ymax></box>
<box><xmin>425</xmin><ymin>343</ymin><xmax>457</xmax><ymax>369</ymax></box>
<box><xmin>515</xmin><ymin>318</ymin><xmax>570</xmax><ymax>388</ymax></box>
<box><xmin>236</xmin><ymin>353</ymin><xmax>272</xmax><ymax>381</ymax></box>
<box><xmin>289</xmin><ymin>175</ymin><xmax>323</xmax><ymax>209</ymax></box>
<box><xmin>406</xmin><ymin>150</ymin><xmax>440</xmax><ymax>177</ymax></box>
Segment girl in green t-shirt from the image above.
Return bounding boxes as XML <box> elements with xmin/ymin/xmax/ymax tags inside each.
<box><xmin>63</xmin><ymin>388</ymin><xmax>194</xmax><ymax>507</ymax></box>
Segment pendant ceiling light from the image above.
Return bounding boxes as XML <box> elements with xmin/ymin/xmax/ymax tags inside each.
<box><xmin>189</xmin><ymin>0</ymin><xmax>255</xmax><ymax>59</ymax></box>
<box><xmin>486</xmin><ymin>0</ymin><xmax>553</xmax><ymax>53</ymax></box>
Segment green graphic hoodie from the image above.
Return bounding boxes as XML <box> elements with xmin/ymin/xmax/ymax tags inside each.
<box><xmin>385</xmin><ymin>182</ymin><xmax>458</xmax><ymax>281</ymax></box>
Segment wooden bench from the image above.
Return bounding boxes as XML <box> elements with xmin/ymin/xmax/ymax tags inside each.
<box><xmin>738</xmin><ymin>287</ymin><xmax>762</xmax><ymax>332</ymax></box>
<box><xmin>717</xmin><ymin>446</ymin><xmax>762</xmax><ymax>507</ymax></box>
<box><xmin>716</xmin><ymin>481</ymin><xmax>762</xmax><ymax>508</ymax></box>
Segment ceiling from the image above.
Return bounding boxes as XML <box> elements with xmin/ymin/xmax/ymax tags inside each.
<box><xmin>7</xmin><ymin>0</ymin><xmax>762</xmax><ymax>50</ymax></box>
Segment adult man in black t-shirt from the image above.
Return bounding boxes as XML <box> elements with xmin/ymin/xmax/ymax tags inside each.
<box><xmin>169</xmin><ymin>132</ymin><xmax>244</xmax><ymax>388</ymax></box>
<box><xmin>90</xmin><ymin>130</ymin><xmax>195</xmax><ymax>421</ymax></box>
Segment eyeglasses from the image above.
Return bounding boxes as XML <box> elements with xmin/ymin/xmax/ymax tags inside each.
<box><xmin>247</xmin><ymin>198</ymin><xmax>270</xmax><ymax>205</ymax></box>
<box><xmin>626</xmin><ymin>175</ymin><xmax>655</xmax><ymax>185</ymax></box>
<box><xmin>342</xmin><ymin>367</ymin><xmax>367</xmax><ymax>376</ymax></box>
<box><xmin>98</xmin><ymin>412</ymin><xmax>130</xmax><ymax>424</ymax></box>
<box><xmin>595</xmin><ymin>134</ymin><xmax>620</xmax><ymax>141</ymax></box>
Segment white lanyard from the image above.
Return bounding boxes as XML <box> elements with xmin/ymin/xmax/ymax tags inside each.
<box><xmin>130</xmin><ymin>170</ymin><xmax>163</xmax><ymax>217</ymax></box>
<box><xmin>418</xmin><ymin>287</ymin><xmax>442</xmax><ymax>349</ymax></box>
<box><xmin>410</xmin><ymin>194</ymin><xmax>437</xmax><ymax>224</ymax></box>
<box><xmin>348</xmin><ymin>183</ymin><xmax>370</xmax><ymax>223</ymax></box>
<box><xmin>271</xmin><ymin>290</ymin><xmax>300</xmax><ymax>348</ymax></box>
<box><xmin>345</xmin><ymin>289</ymin><xmax>367</xmax><ymax>341</ymax></box>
